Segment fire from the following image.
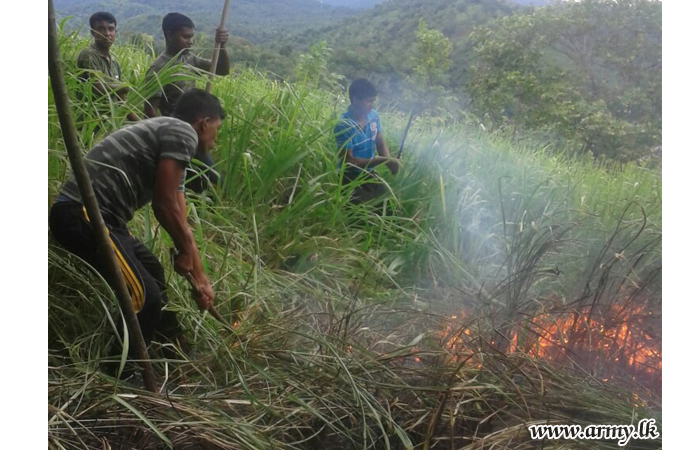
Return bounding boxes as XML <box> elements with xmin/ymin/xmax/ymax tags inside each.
<box><xmin>439</xmin><ymin>302</ymin><xmax>661</xmax><ymax>383</ymax></box>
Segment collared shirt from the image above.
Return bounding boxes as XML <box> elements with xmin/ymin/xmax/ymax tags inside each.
<box><xmin>146</xmin><ymin>51</ymin><xmax>211</xmax><ymax>117</ymax></box>
<box><xmin>76</xmin><ymin>43</ymin><xmax>122</xmax><ymax>81</ymax></box>
<box><xmin>60</xmin><ymin>117</ymin><xmax>198</xmax><ymax>227</ymax></box>
<box><xmin>334</xmin><ymin>108</ymin><xmax>381</xmax><ymax>174</ymax></box>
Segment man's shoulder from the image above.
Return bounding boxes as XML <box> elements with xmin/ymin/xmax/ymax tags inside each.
<box><xmin>76</xmin><ymin>45</ymin><xmax>98</xmax><ymax>65</ymax></box>
<box><xmin>368</xmin><ymin>110</ymin><xmax>380</xmax><ymax>122</ymax></box>
<box><xmin>149</xmin><ymin>53</ymin><xmax>174</xmax><ymax>72</ymax></box>
<box><xmin>335</xmin><ymin>113</ymin><xmax>356</xmax><ymax>132</ymax></box>
<box><xmin>147</xmin><ymin>116</ymin><xmax>194</xmax><ymax>130</ymax></box>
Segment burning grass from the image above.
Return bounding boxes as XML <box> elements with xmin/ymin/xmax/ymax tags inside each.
<box><xmin>49</xmin><ymin>33</ymin><xmax>661</xmax><ymax>449</ymax></box>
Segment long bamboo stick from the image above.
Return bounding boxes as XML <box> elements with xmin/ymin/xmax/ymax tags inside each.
<box><xmin>48</xmin><ymin>0</ymin><xmax>157</xmax><ymax>393</ymax></box>
<box><xmin>397</xmin><ymin>109</ymin><xmax>415</xmax><ymax>159</ymax></box>
<box><xmin>205</xmin><ymin>0</ymin><xmax>232</xmax><ymax>93</ymax></box>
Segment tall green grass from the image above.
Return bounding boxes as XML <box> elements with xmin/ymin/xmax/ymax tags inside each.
<box><xmin>49</xmin><ymin>34</ymin><xmax>661</xmax><ymax>449</ymax></box>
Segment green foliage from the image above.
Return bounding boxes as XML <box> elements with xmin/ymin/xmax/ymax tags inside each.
<box><xmin>54</xmin><ymin>0</ymin><xmax>358</xmax><ymax>44</ymax></box>
<box><xmin>412</xmin><ymin>18</ymin><xmax>452</xmax><ymax>84</ymax></box>
<box><xmin>469</xmin><ymin>0</ymin><xmax>662</xmax><ymax>160</ymax></box>
<box><xmin>272</xmin><ymin>0</ymin><xmax>515</xmax><ymax>107</ymax></box>
<box><xmin>293</xmin><ymin>41</ymin><xmax>343</xmax><ymax>92</ymax></box>
<box><xmin>49</xmin><ymin>24</ymin><xmax>661</xmax><ymax>450</ymax></box>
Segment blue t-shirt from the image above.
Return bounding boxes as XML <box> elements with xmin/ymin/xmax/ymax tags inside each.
<box><xmin>334</xmin><ymin>108</ymin><xmax>381</xmax><ymax>174</ymax></box>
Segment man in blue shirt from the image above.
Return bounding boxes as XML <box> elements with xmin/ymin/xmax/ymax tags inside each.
<box><xmin>334</xmin><ymin>78</ymin><xmax>399</xmax><ymax>205</ymax></box>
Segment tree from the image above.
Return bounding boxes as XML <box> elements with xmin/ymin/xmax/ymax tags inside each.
<box><xmin>412</xmin><ymin>18</ymin><xmax>452</xmax><ymax>85</ymax></box>
<box><xmin>405</xmin><ymin>18</ymin><xmax>456</xmax><ymax>117</ymax></box>
<box><xmin>468</xmin><ymin>0</ymin><xmax>662</xmax><ymax>161</ymax></box>
<box><xmin>294</xmin><ymin>41</ymin><xmax>343</xmax><ymax>92</ymax></box>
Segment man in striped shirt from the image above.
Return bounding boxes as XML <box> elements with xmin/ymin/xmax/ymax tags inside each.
<box><xmin>144</xmin><ymin>12</ymin><xmax>230</xmax><ymax>192</ymax></box>
<box><xmin>50</xmin><ymin>89</ymin><xmax>223</xmax><ymax>365</ymax></box>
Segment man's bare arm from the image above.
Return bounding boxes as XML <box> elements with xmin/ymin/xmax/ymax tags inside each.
<box><xmin>374</xmin><ymin>132</ymin><xmax>399</xmax><ymax>174</ymax></box>
<box><xmin>144</xmin><ymin>97</ymin><xmax>160</xmax><ymax>118</ymax></box>
<box><xmin>213</xmin><ymin>28</ymin><xmax>230</xmax><ymax>76</ymax></box>
<box><xmin>152</xmin><ymin>159</ymin><xmax>214</xmax><ymax>309</ymax></box>
<box><xmin>340</xmin><ymin>134</ymin><xmax>399</xmax><ymax>175</ymax></box>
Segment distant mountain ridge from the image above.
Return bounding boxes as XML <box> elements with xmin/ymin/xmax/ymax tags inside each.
<box><xmin>54</xmin><ymin>0</ymin><xmax>359</xmax><ymax>44</ymax></box>
<box><xmin>316</xmin><ymin>0</ymin><xmax>384</xmax><ymax>8</ymax></box>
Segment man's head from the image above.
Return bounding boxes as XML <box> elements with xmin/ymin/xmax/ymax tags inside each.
<box><xmin>174</xmin><ymin>89</ymin><xmax>226</xmax><ymax>154</ymax></box>
<box><xmin>89</xmin><ymin>12</ymin><xmax>117</xmax><ymax>49</ymax></box>
<box><xmin>349</xmin><ymin>78</ymin><xmax>378</xmax><ymax>117</ymax></box>
<box><xmin>162</xmin><ymin>12</ymin><xmax>195</xmax><ymax>53</ymax></box>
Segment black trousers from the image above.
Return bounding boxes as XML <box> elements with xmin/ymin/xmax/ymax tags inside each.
<box><xmin>342</xmin><ymin>171</ymin><xmax>388</xmax><ymax>205</ymax></box>
<box><xmin>49</xmin><ymin>200</ymin><xmax>181</xmax><ymax>347</ymax></box>
<box><xmin>186</xmin><ymin>152</ymin><xmax>222</xmax><ymax>193</ymax></box>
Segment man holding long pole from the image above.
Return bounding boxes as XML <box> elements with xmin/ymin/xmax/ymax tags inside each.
<box><xmin>144</xmin><ymin>12</ymin><xmax>230</xmax><ymax>193</ymax></box>
<box><xmin>50</xmin><ymin>89</ymin><xmax>223</xmax><ymax>372</ymax></box>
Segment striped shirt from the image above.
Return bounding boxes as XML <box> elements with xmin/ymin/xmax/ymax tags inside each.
<box><xmin>60</xmin><ymin>117</ymin><xmax>198</xmax><ymax>226</ymax></box>
<box><xmin>334</xmin><ymin>108</ymin><xmax>381</xmax><ymax>175</ymax></box>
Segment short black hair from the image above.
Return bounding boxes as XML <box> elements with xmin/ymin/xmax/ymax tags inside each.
<box><xmin>89</xmin><ymin>12</ymin><xmax>116</xmax><ymax>29</ymax></box>
<box><xmin>349</xmin><ymin>78</ymin><xmax>377</xmax><ymax>102</ymax></box>
<box><xmin>173</xmin><ymin>89</ymin><xmax>226</xmax><ymax>123</ymax></box>
<box><xmin>162</xmin><ymin>12</ymin><xmax>195</xmax><ymax>36</ymax></box>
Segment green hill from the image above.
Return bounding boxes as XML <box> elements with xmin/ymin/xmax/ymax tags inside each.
<box><xmin>54</xmin><ymin>0</ymin><xmax>358</xmax><ymax>44</ymax></box>
<box><xmin>266</xmin><ymin>0</ymin><xmax>517</xmax><ymax>101</ymax></box>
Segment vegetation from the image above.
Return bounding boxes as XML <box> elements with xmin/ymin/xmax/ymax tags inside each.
<box><xmin>469</xmin><ymin>0</ymin><xmax>662</xmax><ymax>161</ymax></box>
<box><xmin>267</xmin><ymin>0</ymin><xmax>661</xmax><ymax>161</ymax></box>
<box><xmin>53</xmin><ymin>0</ymin><xmax>358</xmax><ymax>44</ymax></box>
<box><xmin>49</xmin><ymin>24</ymin><xmax>661</xmax><ymax>449</ymax></box>
<box><xmin>54</xmin><ymin>0</ymin><xmax>661</xmax><ymax>161</ymax></box>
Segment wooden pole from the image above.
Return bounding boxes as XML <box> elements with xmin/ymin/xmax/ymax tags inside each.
<box><xmin>183</xmin><ymin>273</ymin><xmax>236</xmax><ymax>331</ymax></box>
<box><xmin>205</xmin><ymin>0</ymin><xmax>232</xmax><ymax>93</ymax></box>
<box><xmin>48</xmin><ymin>0</ymin><xmax>157</xmax><ymax>393</ymax></box>
<box><xmin>397</xmin><ymin>109</ymin><xmax>415</xmax><ymax>159</ymax></box>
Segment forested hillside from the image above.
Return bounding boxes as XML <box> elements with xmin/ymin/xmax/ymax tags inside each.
<box><xmin>54</xmin><ymin>0</ymin><xmax>357</xmax><ymax>43</ymax></box>
<box><xmin>271</xmin><ymin>0</ymin><xmax>517</xmax><ymax>91</ymax></box>
<box><xmin>319</xmin><ymin>0</ymin><xmax>384</xmax><ymax>8</ymax></box>
<box><xmin>266</xmin><ymin>0</ymin><xmax>661</xmax><ymax>161</ymax></box>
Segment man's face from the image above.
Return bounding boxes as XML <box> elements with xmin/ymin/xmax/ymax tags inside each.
<box><xmin>168</xmin><ymin>27</ymin><xmax>195</xmax><ymax>53</ymax></box>
<box><xmin>352</xmin><ymin>96</ymin><xmax>376</xmax><ymax>117</ymax></box>
<box><xmin>196</xmin><ymin>117</ymin><xmax>223</xmax><ymax>154</ymax></box>
<box><xmin>91</xmin><ymin>20</ymin><xmax>116</xmax><ymax>48</ymax></box>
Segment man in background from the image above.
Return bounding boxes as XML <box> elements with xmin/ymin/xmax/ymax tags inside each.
<box><xmin>76</xmin><ymin>12</ymin><xmax>138</xmax><ymax>122</ymax></box>
<box><xmin>145</xmin><ymin>12</ymin><xmax>230</xmax><ymax>192</ymax></box>
<box><xmin>334</xmin><ymin>78</ymin><xmax>400</xmax><ymax>207</ymax></box>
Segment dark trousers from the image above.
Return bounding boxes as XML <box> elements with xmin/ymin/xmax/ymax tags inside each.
<box><xmin>342</xmin><ymin>171</ymin><xmax>394</xmax><ymax>217</ymax></box>
<box><xmin>343</xmin><ymin>171</ymin><xmax>388</xmax><ymax>205</ymax></box>
<box><xmin>49</xmin><ymin>201</ymin><xmax>181</xmax><ymax>347</ymax></box>
<box><xmin>186</xmin><ymin>153</ymin><xmax>222</xmax><ymax>193</ymax></box>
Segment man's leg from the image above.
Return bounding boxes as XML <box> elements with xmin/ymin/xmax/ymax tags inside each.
<box><xmin>49</xmin><ymin>201</ymin><xmax>164</xmax><ymax>345</ymax></box>
<box><xmin>130</xmin><ymin>240</ymin><xmax>184</xmax><ymax>346</ymax></box>
<box><xmin>343</xmin><ymin>172</ymin><xmax>389</xmax><ymax>211</ymax></box>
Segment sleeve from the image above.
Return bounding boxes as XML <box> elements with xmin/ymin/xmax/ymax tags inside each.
<box><xmin>145</xmin><ymin>61</ymin><xmax>164</xmax><ymax>98</ymax></box>
<box><xmin>76</xmin><ymin>49</ymin><xmax>99</xmax><ymax>81</ymax></box>
<box><xmin>334</xmin><ymin>121</ymin><xmax>354</xmax><ymax>153</ymax></box>
<box><xmin>193</xmin><ymin>55</ymin><xmax>212</xmax><ymax>72</ymax></box>
<box><xmin>76</xmin><ymin>49</ymin><xmax>96</xmax><ymax>70</ymax></box>
<box><xmin>158</xmin><ymin>121</ymin><xmax>198</xmax><ymax>165</ymax></box>
<box><xmin>158</xmin><ymin>122</ymin><xmax>197</xmax><ymax>192</ymax></box>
